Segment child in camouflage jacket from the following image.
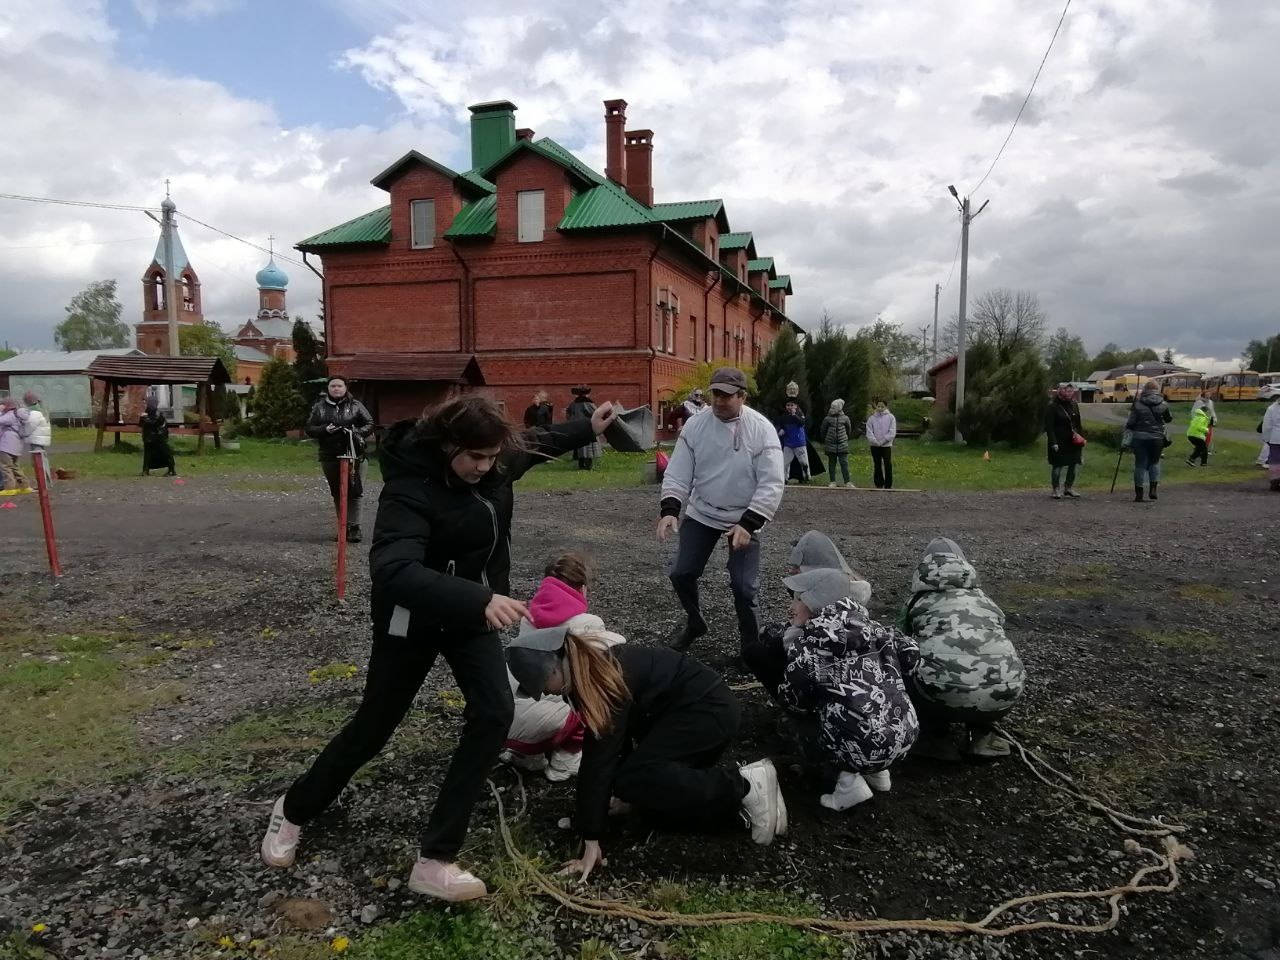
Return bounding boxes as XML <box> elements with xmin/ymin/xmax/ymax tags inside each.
<box><xmin>900</xmin><ymin>537</ymin><xmax>1024</xmax><ymax>759</ymax></box>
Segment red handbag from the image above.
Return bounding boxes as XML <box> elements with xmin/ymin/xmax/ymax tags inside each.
<box><xmin>1071</xmin><ymin>431</ymin><xmax>1087</xmax><ymax>446</ymax></box>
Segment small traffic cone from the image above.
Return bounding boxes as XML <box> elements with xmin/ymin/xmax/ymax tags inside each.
<box><xmin>982</xmin><ymin>450</ymin><xmax>991</xmax><ymax>461</ymax></box>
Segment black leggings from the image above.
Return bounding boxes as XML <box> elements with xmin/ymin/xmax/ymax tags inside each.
<box><xmin>1187</xmin><ymin>437</ymin><xmax>1208</xmax><ymax>465</ymax></box>
<box><xmin>284</xmin><ymin>629</ymin><xmax>514</xmax><ymax>860</ymax></box>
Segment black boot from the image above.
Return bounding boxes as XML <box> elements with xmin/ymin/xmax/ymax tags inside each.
<box><xmin>346</xmin><ymin>524</ymin><xmax>362</xmax><ymax>543</ymax></box>
<box><xmin>1134</xmin><ymin>485</ymin><xmax>1144</xmax><ymax>502</ymax></box>
<box><xmin>668</xmin><ymin>621</ymin><xmax>707</xmax><ymax>652</ymax></box>
<box><xmin>1148</xmin><ymin>482</ymin><xmax>1158</xmax><ymax>501</ymax></box>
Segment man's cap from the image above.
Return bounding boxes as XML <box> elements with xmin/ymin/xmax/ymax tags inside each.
<box><xmin>709</xmin><ymin>367</ymin><xmax>748</xmax><ymax>395</ymax></box>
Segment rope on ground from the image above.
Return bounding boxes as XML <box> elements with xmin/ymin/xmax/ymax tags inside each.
<box><xmin>486</xmin><ymin>721</ymin><xmax>1195</xmax><ymax>938</ymax></box>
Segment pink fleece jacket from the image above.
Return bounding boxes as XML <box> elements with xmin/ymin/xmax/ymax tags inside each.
<box><xmin>527</xmin><ymin>576</ymin><xmax>588</xmax><ymax>628</ymax></box>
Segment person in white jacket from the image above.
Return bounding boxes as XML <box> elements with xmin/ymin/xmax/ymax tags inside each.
<box><xmin>1262</xmin><ymin>396</ymin><xmax>1280</xmax><ymax>492</ymax></box>
<box><xmin>22</xmin><ymin>391</ymin><xmax>52</xmax><ymax>483</ymax></box>
<box><xmin>865</xmin><ymin>399</ymin><xmax>897</xmax><ymax>490</ymax></box>
<box><xmin>657</xmin><ymin>367</ymin><xmax>785</xmax><ymax>652</ymax></box>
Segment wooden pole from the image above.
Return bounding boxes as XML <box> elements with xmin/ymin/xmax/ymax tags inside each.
<box><xmin>111</xmin><ymin>383</ymin><xmax>122</xmax><ymax>448</ymax></box>
<box><xmin>94</xmin><ymin>379</ymin><xmax>109</xmax><ymax>453</ymax></box>
<box><xmin>32</xmin><ymin>451</ymin><xmax>62</xmax><ymax>577</ymax></box>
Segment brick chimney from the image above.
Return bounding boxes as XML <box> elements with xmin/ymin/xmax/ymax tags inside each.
<box><xmin>624</xmin><ymin>129</ymin><xmax>654</xmax><ymax>206</ymax></box>
<box><xmin>604</xmin><ymin>98</ymin><xmax>627</xmax><ymax>185</ymax></box>
<box><xmin>515</xmin><ymin>127</ymin><xmax>535</xmax><ymax>141</ymax></box>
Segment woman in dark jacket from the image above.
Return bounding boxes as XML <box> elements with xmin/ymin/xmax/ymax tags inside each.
<box><xmin>1124</xmin><ymin>380</ymin><xmax>1173</xmax><ymax>502</ymax></box>
<box><xmin>262</xmin><ymin>395</ymin><xmax>614</xmax><ymax>902</ymax></box>
<box><xmin>522</xmin><ymin>390</ymin><xmax>553</xmax><ymax>430</ymax></box>
<box><xmin>566</xmin><ymin>385</ymin><xmax>602</xmax><ymax>470</ymax></box>
<box><xmin>305</xmin><ymin>377</ymin><xmax>374</xmax><ymax>542</ymax></box>
<box><xmin>506</xmin><ymin>620</ymin><xmax>786</xmax><ymax>884</ymax></box>
<box><xmin>139</xmin><ymin>394</ymin><xmax>176</xmax><ymax>477</ymax></box>
<box><xmin>1044</xmin><ymin>385</ymin><xmax>1084</xmax><ymax>499</ymax></box>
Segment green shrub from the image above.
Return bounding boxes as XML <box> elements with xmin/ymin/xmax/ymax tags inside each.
<box><xmin>1083</xmin><ymin>422</ymin><xmax>1124</xmax><ymax>450</ymax></box>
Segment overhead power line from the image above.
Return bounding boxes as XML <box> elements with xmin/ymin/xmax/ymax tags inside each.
<box><xmin>0</xmin><ymin>191</ymin><xmax>155</xmax><ymax>213</ymax></box>
<box><xmin>178</xmin><ymin>211</ymin><xmax>308</xmax><ymax>269</ymax></box>
<box><xmin>970</xmin><ymin>0</ymin><xmax>1073</xmax><ymax>198</ymax></box>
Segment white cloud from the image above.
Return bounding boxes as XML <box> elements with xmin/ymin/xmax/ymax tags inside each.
<box><xmin>1</xmin><ymin>0</ymin><xmax>1278</xmax><ymax>370</ymax></box>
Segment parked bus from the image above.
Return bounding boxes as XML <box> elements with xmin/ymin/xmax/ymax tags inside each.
<box><xmin>1148</xmin><ymin>372</ymin><xmax>1204</xmax><ymax>402</ymax></box>
<box><xmin>1204</xmin><ymin>371</ymin><xmax>1261</xmax><ymax>402</ymax></box>
<box><xmin>1258</xmin><ymin>372</ymin><xmax>1280</xmax><ymax>400</ymax></box>
<box><xmin>1100</xmin><ymin>374</ymin><xmax>1141</xmax><ymax>403</ymax></box>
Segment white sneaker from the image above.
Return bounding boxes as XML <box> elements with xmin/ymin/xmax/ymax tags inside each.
<box><xmin>408</xmin><ymin>858</ymin><xmax>487</xmax><ymax>901</ymax></box>
<box><xmin>260</xmin><ymin>796</ymin><xmax>301</xmax><ymax>868</ymax></box>
<box><xmin>499</xmin><ymin>749</ymin><xmax>548</xmax><ymax>772</ymax></box>
<box><xmin>864</xmin><ymin>770</ymin><xmax>891</xmax><ymax>792</ymax></box>
<box><xmin>827</xmin><ymin>482</ymin><xmax>837</xmax><ymax>488</ymax></box>
<box><xmin>739</xmin><ymin>759</ymin><xmax>780</xmax><ymax>845</ymax></box>
<box><xmin>546</xmin><ymin>749</ymin><xmax>581</xmax><ymax>782</ymax></box>
<box><xmin>820</xmin><ymin>771</ymin><xmax>873</xmax><ymax>811</ymax></box>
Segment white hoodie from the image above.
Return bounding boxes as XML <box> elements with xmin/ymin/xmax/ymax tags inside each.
<box><xmin>866</xmin><ymin>409</ymin><xmax>897</xmax><ymax>447</ymax></box>
<box><xmin>661</xmin><ymin>404</ymin><xmax>784</xmax><ymax>531</ymax></box>
<box><xmin>24</xmin><ymin>409</ymin><xmax>52</xmax><ymax>448</ymax></box>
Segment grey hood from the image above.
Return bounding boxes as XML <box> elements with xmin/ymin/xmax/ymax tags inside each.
<box><xmin>789</xmin><ymin>530</ymin><xmax>852</xmax><ymax>574</ymax></box>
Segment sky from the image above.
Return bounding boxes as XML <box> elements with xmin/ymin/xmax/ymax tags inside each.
<box><xmin>1</xmin><ymin>0</ymin><xmax>1277</xmax><ymax>374</ymax></box>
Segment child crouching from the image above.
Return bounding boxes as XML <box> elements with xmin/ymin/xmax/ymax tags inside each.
<box><xmin>500</xmin><ymin>554</ymin><xmax>592</xmax><ymax>781</ymax></box>
<box><xmin>777</xmin><ymin>568</ymin><xmax>920</xmax><ymax>811</ymax></box>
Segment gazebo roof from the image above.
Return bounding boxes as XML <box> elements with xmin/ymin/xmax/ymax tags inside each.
<box><xmin>86</xmin><ymin>355</ymin><xmax>232</xmax><ymax>385</ymax></box>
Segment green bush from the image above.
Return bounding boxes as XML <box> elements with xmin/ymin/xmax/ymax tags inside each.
<box><xmin>252</xmin><ymin>358</ymin><xmax>308</xmax><ymax>438</ymax></box>
<box><xmin>955</xmin><ymin>347</ymin><xmax>1051</xmax><ymax>447</ymax></box>
<box><xmin>1083</xmin><ymin>422</ymin><xmax>1125</xmax><ymax>450</ymax></box>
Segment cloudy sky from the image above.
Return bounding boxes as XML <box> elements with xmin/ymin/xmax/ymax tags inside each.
<box><xmin>1</xmin><ymin>0</ymin><xmax>1276</xmax><ymax>372</ymax></box>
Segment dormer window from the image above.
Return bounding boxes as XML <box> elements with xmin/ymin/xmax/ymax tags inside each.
<box><xmin>410</xmin><ymin>199</ymin><xmax>435</xmax><ymax>249</ymax></box>
<box><xmin>518</xmin><ymin>190</ymin><xmax>545</xmax><ymax>242</ymax></box>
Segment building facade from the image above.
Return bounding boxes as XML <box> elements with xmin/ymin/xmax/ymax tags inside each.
<box><xmin>297</xmin><ymin>98</ymin><xmax>798</xmax><ymax>425</ymax></box>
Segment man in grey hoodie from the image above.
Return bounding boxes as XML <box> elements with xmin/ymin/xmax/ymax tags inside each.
<box><xmin>658</xmin><ymin>367</ymin><xmax>785</xmax><ymax>652</ymax></box>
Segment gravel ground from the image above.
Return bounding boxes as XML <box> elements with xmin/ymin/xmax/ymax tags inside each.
<box><xmin>1</xmin><ymin>472</ymin><xmax>1278</xmax><ymax>959</ymax></box>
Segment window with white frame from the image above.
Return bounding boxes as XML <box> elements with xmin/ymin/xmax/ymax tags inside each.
<box><xmin>517</xmin><ymin>190</ymin><xmax>545</xmax><ymax>242</ymax></box>
<box><xmin>410</xmin><ymin>199</ymin><xmax>435</xmax><ymax>249</ymax></box>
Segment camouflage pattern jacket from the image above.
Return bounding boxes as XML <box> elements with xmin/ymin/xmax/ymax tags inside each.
<box><xmin>777</xmin><ymin>598</ymin><xmax>920</xmax><ymax>773</ymax></box>
<box><xmin>902</xmin><ymin>539</ymin><xmax>1024</xmax><ymax>715</ymax></box>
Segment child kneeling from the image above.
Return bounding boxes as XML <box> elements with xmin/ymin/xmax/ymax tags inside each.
<box><xmin>777</xmin><ymin>568</ymin><xmax>920</xmax><ymax>810</ymax></box>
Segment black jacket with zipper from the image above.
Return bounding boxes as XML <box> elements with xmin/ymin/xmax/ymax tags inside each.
<box><xmin>368</xmin><ymin>416</ymin><xmax>595</xmax><ymax>640</ymax></box>
<box><xmin>305</xmin><ymin>395</ymin><xmax>375</xmax><ymax>461</ymax></box>
<box><xmin>576</xmin><ymin>645</ymin><xmax>732</xmax><ymax>841</ymax></box>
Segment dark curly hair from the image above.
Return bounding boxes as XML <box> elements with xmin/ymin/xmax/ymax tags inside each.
<box><xmin>414</xmin><ymin>394</ymin><xmax>526</xmax><ymax>456</ymax></box>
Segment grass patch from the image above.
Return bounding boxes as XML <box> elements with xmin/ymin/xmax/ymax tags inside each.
<box><xmin>306</xmin><ymin>662</ymin><xmax>359</xmax><ymax>684</ymax></box>
<box><xmin>347</xmin><ymin>910</ymin><xmax>553</xmax><ymax>960</ymax></box>
<box><xmin>1131</xmin><ymin>627</ymin><xmax>1222</xmax><ymax>651</ymax></box>
<box><xmin>1173</xmin><ymin>583</ymin><xmax>1235</xmax><ymax>605</ymax></box>
<box><xmin>0</xmin><ymin>933</ymin><xmax>58</xmax><ymax>960</ymax></box>
<box><xmin>1005</xmin><ymin>582</ymin><xmax>1111</xmax><ymax>601</ymax></box>
<box><xmin>52</xmin><ymin>436</ymin><xmax>335</xmax><ymax>480</ymax></box>
<box><xmin>664</xmin><ymin>885</ymin><xmax>845</xmax><ymax>960</ymax></box>
<box><xmin>0</xmin><ymin>633</ymin><xmax>178</xmax><ymax>817</ymax></box>
<box><xmin>1164</xmin><ymin>400</ymin><xmax>1271</xmax><ymax>433</ymax></box>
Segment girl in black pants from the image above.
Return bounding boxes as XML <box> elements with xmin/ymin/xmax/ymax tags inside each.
<box><xmin>506</xmin><ymin>623</ymin><xmax>787</xmax><ymax>883</ymax></box>
<box><xmin>261</xmin><ymin>396</ymin><xmax>613</xmax><ymax>902</ymax></box>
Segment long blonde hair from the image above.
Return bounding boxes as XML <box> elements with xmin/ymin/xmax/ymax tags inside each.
<box><xmin>564</xmin><ymin>632</ymin><xmax>630</xmax><ymax>738</ymax></box>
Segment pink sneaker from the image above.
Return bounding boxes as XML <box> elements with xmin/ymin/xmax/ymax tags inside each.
<box><xmin>260</xmin><ymin>796</ymin><xmax>301</xmax><ymax>868</ymax></box>
<box><xmin>407</xmin><ymin>858</ymin><xmax>488</xmax><ymax>901</ymax></box>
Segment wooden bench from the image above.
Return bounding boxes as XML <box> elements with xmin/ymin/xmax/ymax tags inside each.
<box><xmin>96</xmin><ymin>420</ymin><xmax>222</xmax><ymax>452</ymax></box>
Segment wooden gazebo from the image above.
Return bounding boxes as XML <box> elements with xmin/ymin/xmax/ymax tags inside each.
<box><xmin>87</xmin><ymin>355</ymin><xmax>232</xmax><ymax>454</ymax></box>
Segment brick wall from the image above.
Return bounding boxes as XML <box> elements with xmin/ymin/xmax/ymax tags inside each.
<box><xmin>330</xmin><ymin>280</ymin><xmax>462</xmax><ymax>352</ymax></box>
<box><xmin>474</xmin><ymin>271</ymin><xmax>634</xmax><ymax>350</ymax></box>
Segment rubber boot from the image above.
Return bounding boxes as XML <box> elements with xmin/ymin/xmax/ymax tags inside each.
<box><xmin>1148</xmin><ymin>482</ymin><xmax>1158</xmax><ymax>501</ymax></box>
<box><xmin>1134</xmin><ymin>485</ymin><xmax>1144</xmax><ymax>502</ymax></box>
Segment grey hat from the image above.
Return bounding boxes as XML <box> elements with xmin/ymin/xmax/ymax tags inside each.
<box><xmin>790</xmin><ymin>531</ymin><xmax>852</xmax><ymax>574</ymax></box>
<box><xmin>783</xmin><ymin>568</ymin><xmax>869</xmax><ymax>613</ymax></box>
<box><xmin>924</xmin><ymin>537</ymin><xmax>966</xmax><ymax>561</ymax></box>
<box><xmin>505</xmin><ymin>620</ymin><xmax>568</xmax><ymax>701</ymax></box>
<box><xmin>709</xmin><ymin>367</ymin><xmax>748</xmax><ymax>395</ymax></box>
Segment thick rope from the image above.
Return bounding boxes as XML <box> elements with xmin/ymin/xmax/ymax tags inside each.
<box><xmin>486</xmin><ymin>726</ymin><xmax>1193</xmax><ymax>937</ymax></box>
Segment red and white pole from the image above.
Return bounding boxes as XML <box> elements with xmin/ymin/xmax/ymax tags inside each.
<box><xmin>336</xmin><ymin>457</ymin><xmax>349</xmax><ymax>601</ymax></box>
<box><xmin>32</xmin><ymin>451</ymin><xmax>62</xmax><ymax>577</ymax></box>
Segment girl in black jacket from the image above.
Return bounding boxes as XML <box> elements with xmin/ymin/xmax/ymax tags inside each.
<box><xmin>305</xmin><ymin>377</ymin><xmax>375</xmax><ymax>542</ymax></box>
<box><xmin>262</xmin><ymin>395</ymin><xmax>614</xmax><ymax>902</ymax></box>
<box><xmin>506</xmin><ymin>624</ymin><xmax>787</xmax><ymax>883</ymax></box>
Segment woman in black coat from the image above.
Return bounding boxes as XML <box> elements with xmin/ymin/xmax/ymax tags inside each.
<box><xmin>262</xmin><ymin>395</ymin><xmax>615</xmax><ymax>902</ymax></box>
<box><xmin>305</xmin><ymin>376</ymin><xmax>375</xmax><ymax>542</ymax></box>
<box><xmin>139</xmin><ymin>394</ymin><xmax>176</xmax><ymax>477</ymax></box>
<box><xmin>1044</xmin><ymin>385</ymin><xmax>1084</xmax><ymax>499</ymax></box>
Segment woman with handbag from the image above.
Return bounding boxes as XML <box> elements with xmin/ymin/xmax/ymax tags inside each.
<box><xmin>1044</xmin><ymin>385</ymin><xmax>1085</xmax><ymax>499</ymax></box>
<box><xmin>1124</xmin><ymin>380</ymin><xmax>1173</xmax><ymax>502</ymax></box>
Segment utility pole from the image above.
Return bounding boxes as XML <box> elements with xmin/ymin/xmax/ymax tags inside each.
<box><xmin>932</xmin><ymin>282</ymin><xmax>940</xmax><ymax>366</ymax></box>
<box><xmin>947</xmin><ymin>186</ymin><xmax>989</xmax><ymax>442</ymax></box>
<box><xmin>161</xmin><ymin>187</ymin><xmax>180</xmax><ymax>359</ymax></box>
<box><xmin>917</xmin><ymin>324</ymin><xmax>931</xmax><ymax>392</ymax></box>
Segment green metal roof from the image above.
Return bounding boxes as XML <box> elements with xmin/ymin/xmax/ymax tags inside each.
<box><xmin>651</xmin><ymin>199</ymin><xmax>724</xmax><ymax>221</ymax></box>
<box><xmin>444</xmin><ymin>194</ymin><xmax>497</xmax><ymax>238</ymax></box>
<box><xmin>370</xmin><ymin>150</ymin><xmax>461</xmax><ymax>191</ymax></box>
<box><xmin>718</xmin><ymin>231</ymin><xmax>753</xmax><ymax>250</ymax></box>
<box><xmin>747</xmin><ymin>257</ymin><xmax>775</xmax><ymax>275</ymax></box>
<box><xmin>769</xmin><ymin>275</ymin><xmax>793</xmax><ymax>293</ymax></box>
<box><xmin>459</xmin><ymin>170</ymin><xmax>497</xmax><ymax>194</ymax></box>
<box><xmin>296</xmin><ymin>206</ymin><xmax>391</xmax><ymax>250</ymax></box>
<box><xmin>560</xmin><ymin>182</ymin><xmax>656</xmax><ymax>230</ymax></box>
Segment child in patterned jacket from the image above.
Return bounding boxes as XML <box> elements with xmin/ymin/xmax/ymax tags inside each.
<box><xmin>777</xmin><ymin>567</ymin><xmax>920</xmax><ymax>811</ymax></box>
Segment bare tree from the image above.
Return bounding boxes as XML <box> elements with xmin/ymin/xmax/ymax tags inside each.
<box><xmin>968</xmin><ymin>288</ymin><xmax>1047</xmax><ymax>355</ymax></box>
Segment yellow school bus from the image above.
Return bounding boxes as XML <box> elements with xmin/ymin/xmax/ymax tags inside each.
<box><xmin>1205</xmin><ymin>371</ymin><xmax>1261</xmax><ymax>401</ymax></box>
<box><xmin>1101</xmin><ymin>374</ymin><xmax>1141</xmax><ymax>403</ymax></box>
<box><xmin>1148</xmin><ymin>372</ymin><xmax>1203</xmax><ymax>402</ymax></box>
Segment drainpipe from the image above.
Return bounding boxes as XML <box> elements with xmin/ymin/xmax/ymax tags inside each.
<box><xmin>702</xmin><ymin>268</ymin><xmax>721</xmax><ymax>364</ymax></box>
<box><xmin>448</xmin><ymin>242</ymin><xmax>473</xmax><ymax>354</ymax></box>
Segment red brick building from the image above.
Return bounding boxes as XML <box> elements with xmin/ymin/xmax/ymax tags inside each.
<box><xmin>296</xmin><ymin>98</ymin><xmax>799</xmax><ymax>425</ymax></box>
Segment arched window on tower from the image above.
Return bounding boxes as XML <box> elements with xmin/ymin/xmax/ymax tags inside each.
<box><xmin>147</xmin><ymin>271</ymin><xmax>165</xmax><ymax>312</ymax></box>
<box><xmin>181</xmin><ymin>270</ymin><xmax>196</xmax><ymax>312</ymax></box>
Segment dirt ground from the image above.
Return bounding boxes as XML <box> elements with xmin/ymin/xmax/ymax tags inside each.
<box><xmin>1</xmin><ymin>473</ymin><xmax>1278</xmax><ymax>959</ymax></box>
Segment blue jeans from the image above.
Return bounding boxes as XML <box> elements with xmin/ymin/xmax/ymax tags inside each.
<box><xmin>668</xmin><ymin>516</ymin><xmax>762</xmax><ymax>649</ymax></box>
<box><xmin>1132</xmin><ymin>438</ymin><xmax>1163</xmax><ymax>485</ymax></box>
<box><xmin>1051</xmin><ymin>463</ymin><xmax>1077</xmax><ymax>489</ymax></box>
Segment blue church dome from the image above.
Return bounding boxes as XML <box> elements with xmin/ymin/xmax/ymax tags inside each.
<box><xmin>256</xmin><ymin>257</ymin><xmax>289</xmax><ymax>290</ymax></box>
